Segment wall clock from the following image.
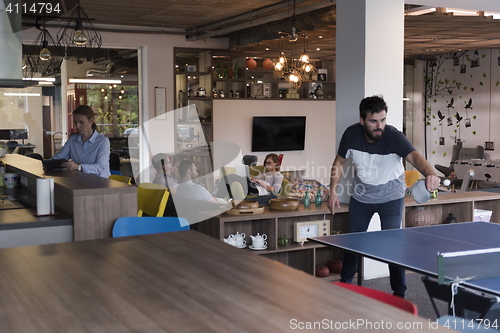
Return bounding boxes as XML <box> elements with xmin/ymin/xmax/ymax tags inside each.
<box><xmin>293</xmin><ymin>220</ymin><xmax>330</xmax><ymax>245</ymax></box>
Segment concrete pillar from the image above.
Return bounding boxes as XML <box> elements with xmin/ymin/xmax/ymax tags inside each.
<box><xmin>335</xmin><ymin>0</ymin><xmax>404</xmax><ymax>279</ymax></box>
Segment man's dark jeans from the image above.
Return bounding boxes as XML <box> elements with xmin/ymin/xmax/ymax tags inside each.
<box><xmin>339</xmin><ymin>196</ymin><xmax>407</xmax><ymax>297</ymax></box>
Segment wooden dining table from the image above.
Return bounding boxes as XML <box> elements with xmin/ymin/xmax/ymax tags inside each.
<box><xmin>0</xmin><ymin>230</ymin><xmax>453</xmax><ymax>332</ymax></box>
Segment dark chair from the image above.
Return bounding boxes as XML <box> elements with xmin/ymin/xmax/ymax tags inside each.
<box><xmin>6</xmin><ymin>140</ymin><xmax>19</xmax><ymax>154</ymax></box>
<box><xmin>242</xmin><ymin>155</ymin><xmax>258</xmax><ymax>167</ymax></box>
<box><xmin>111</xmin><ymin>217</ymin><xmax>189</xmax><ymax>237</ymax></box>
<box><xmin>24</xmin><ymin>153</ymin><xmax>44</xmax><ymax>161</ymax></box>
<box><xmin>109</xmin><ymin>152</ymin><xmax>121</xmax><ymax>173</ymax></box>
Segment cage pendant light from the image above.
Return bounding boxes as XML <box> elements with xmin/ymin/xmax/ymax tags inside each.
<box><xmin>273</xmin><ymin>36</ymin><xmax>288</xmax><ymax>78</ymax></box>
<box><xmin>25</xmin><ymin>17</ymin><xmax>63</xmax><ymax>78</ymax></box>
<box><xmin>295</xmin><ymin>35</ymin><xmax>317</xmax><ymax>82</ymax></box>
<box><xmin>57</xmin><ymin>0</ymin><xmax>102</xmax><ymax>61</ymax></box>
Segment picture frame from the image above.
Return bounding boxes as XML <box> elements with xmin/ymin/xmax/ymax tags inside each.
<box><xmin>186</xmin><ymin>65</ymin><xmax>197</xmax><ymax>72</ymax></box>
<box><xmin>465</xmin><ymin>118</ymin><xmax>471</xmax><ymax>128</ymax></box>
<box><xmin>460</xmin><ymin>64</ymin><xmax>467</xmax><ymax>73</ymax></box>
<box><xmin>485</xmin><ymin>141</ymin><xmax>495</xmax><ymax>151</ymax></box>
<box><xmin>439</xmin><ymin>137</ymin><xmax>445</xmax><ymax>145</ymax></box>
<box><xmin>155</xmin><ymin>87</ymin><xmax>167</xmax><ymax>118</ymax></box>
<box><xmin>447</xmin><ymin>117</ymin><xmax>453</xmax><ymax>126</ymax></box>
<box><xmin>470</xmin><ymin>58</ymin><xmax>480</xmax><ymax>68</ymax></box>
<box><xmin>453</xmin><ymin>58</ymin><xmax>459</xmax><ymax>66</ymax></box>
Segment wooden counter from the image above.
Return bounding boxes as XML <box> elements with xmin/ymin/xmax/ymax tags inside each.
<box><xmin>197</xmin><ymin>191</ymin><xmax>500</xmax><ymax>277</ymax></box>
<box><xmin>404</xmin><ymin>190</ymin><xmax>500</xmax><ymax>225</ymax></box>
<box><xmin>3</xmin><ymin>154</ymin><xmax>137</xmax><ymax>241</ymax></box>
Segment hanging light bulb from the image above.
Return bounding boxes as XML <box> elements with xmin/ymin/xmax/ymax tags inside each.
<box><xmin>118</xmin><ymin>94</ymin><xmax>123</xmax><ymax>99</ymax></box>
<box><xmin>109</xmin><ymin>84</ymin><xmax>113</xmax><ymax>90</ymax></box>
<box><xmin>120</xmin><ymin>87</ymin><xmax>125</xmax><ymax>94</ymax></box>
<box><xmin>73</xmin><ymin>29</ymin><xmax>88</xmax><ymax>45</ymax></box>
<box><xmin>299</xmin><ymin>51</ymin><xmax>310</xmax><ymax>64</ymax></box>
<box><xmin>39</xmin><ymin>41</ymin><xmax>51</xmax><ymax>60</ymax></box>
<box><xmin>104</xmin><ymin>94</ymin><xmax>108</xmax><ymax>100</ymax></box>
<box><xmin>100</xmin><ymin>86</ymin><xmax>106</xmax><ymax>93</ymax></box>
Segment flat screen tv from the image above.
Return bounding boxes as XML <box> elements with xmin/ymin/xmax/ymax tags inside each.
<box><xmin>251</xmin><ymin>116</ymin><xmax>306</xmax><ymax>152</ymax></box>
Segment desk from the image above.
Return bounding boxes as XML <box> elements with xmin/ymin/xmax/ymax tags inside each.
<box><xmin>0</xmin><ymin>230</ymin><xmax>451</xmax><ymax>332</ymax></box>
<box><xmin>3</xmin><ymin>154</ymin><xmax>137</xmax><ymax>241</ymax></box>
<box><xmin>15</xmin><ymin>144</ymin><xmax>36</xmax><ymax>155</ymax></box>
<box><xmin>311</xmin><ymin>222</ymin><xmax>500</xmax><ymax>297</ymax></box>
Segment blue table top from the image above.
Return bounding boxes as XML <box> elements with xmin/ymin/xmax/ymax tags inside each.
<box><xmin>311</xmin><ymin>222</ymin><xmax>500</xmax><ymax>296</ymax></box>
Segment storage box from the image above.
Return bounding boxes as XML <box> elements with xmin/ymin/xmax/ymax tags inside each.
<box><xmin>473</xmin><ymin>209</ymin><xmax>492</xmax><ymax>222</ymax></box>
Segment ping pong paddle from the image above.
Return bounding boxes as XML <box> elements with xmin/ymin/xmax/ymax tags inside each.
<box><xmin>410</xmin><ymin>179</ymin><xmax>451</xmax><ymax>204</ymax></box>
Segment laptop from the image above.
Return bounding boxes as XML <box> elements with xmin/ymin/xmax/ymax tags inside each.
<box><xmin>235</xmin><ymin>164</ymin><xmax>250</xmax><ymax>179</ymax></box>
<box><xmin>235</xmin><ymin>164</ymin><xmax>259</xmax><ymax>187</ymax></box>
<box><xmin>42</xmin><ymin>159</ymin><xmax>68</xmax><ymax>170</ymax></box>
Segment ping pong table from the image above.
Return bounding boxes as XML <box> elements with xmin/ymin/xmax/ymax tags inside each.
<box><xmin>310</xmin><ymin>222</ymin><xmax>500</xmax><ymax>318</ymax></box>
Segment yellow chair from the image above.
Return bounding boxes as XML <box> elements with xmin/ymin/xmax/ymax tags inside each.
<box><xmin>137</xmin><ymin>183</ymin><xmax>170</xmax><ymax>217</ymax></box>
<box><xmin>108</xmin><ymin>174</ymin><xmax>133</xmax><ymax>185</ymax></box>
<box><xmin>404</xmin><ymin>170</ymin><xmax>421</xmax><ymax>188</ymax></box>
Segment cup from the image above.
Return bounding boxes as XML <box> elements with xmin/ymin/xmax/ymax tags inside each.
<box><xmin>252</xmin><ymin>239</ymin><xmax>267</xmax><ymax>249</ymax></box>
<box><xmin>235</xmin><ymin>238</ymin><xmax>247</xmax><ymax>247</ymax></box>
<box><xmin>4</xmin><ymin>173</ymin><xmax>18</xmax><ymax>189</ymax></box>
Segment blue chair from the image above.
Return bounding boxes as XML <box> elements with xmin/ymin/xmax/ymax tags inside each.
<box><xmin>112</xmin><ymin>216</ymin><xmax>190</xmax><ymax>237</ymax></box>
<box><xmin>110</xmin><ymin>170</ymin><xmax>123</xmax><ymax>175</ymax></box>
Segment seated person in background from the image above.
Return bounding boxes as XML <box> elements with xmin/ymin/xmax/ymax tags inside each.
<box><xmin>176</xmin><ymin>160</ymin><xmax>224</xmax><ymax>204</ymax></box>
<box><xmin>214</xmin><ymin>153</ymin><xmax>283</xmax><ymax>200</ymax></box>
<box><xmin>151</xmin><ymin>153</ymin><xmax>179</xmax><ymax>192</ymax></box>
<box><xmin>51</xmin><ymin>105</ymin><xmax>110</xmax><ymax>178</ymax></box>
<box><xmin>251</xmin><ymin>153</ymin><xmax>284</xmax><ymax>195</ymax></box>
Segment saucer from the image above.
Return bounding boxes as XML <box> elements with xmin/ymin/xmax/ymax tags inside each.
<box><xmin>249</xmin><ymin>245</ymin><xmax>267</xmax><ymax>250</ymax></box>
<box><xmin>235</xmin><ymin>244</ymin><xmax>247</xmax><ymax>249</ymax></box>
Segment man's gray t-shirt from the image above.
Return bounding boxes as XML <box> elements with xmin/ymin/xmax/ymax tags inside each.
<box><xmin>337</xmin><ymin>123</ymin><xmax>416</xmax><ymax>204</ymax></box>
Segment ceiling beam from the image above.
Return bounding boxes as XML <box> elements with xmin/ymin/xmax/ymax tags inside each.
<box><xmin>187</xmin><ymin>0</ymin><xmax>335</xmax><ymax>41</ymax></box>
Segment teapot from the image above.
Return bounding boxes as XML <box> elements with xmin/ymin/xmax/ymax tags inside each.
<box><xmin>250</xmin><ymin>233</ymin><xmax>267</xmax><ymax>248</ymax></box>
<box><xmin>231</xmin><ymin>232</ymin><xmax>246</xmax><ymax>247</ymax></box>
<box><xmin>223</xmin><ymin>235</ymin><xmax>236</xmax><ymax>246</ymax></box>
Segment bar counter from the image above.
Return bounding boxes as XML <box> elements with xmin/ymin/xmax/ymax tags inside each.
<box><xmin>2</xmin><ymin>154</ymin><xmax>137</xmax><ymax>241</ymax></box>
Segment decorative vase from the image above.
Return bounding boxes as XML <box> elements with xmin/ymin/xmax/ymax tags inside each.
<box><xmin>246</xmin><ymin>57</ymin><xmax>257</xmax><ymax>70</ymax></box>
<box><xmin>315</xmin><ymin>265</ymin><xmax>329</xmax><ymax>278</ymax></box>
<box><xmin>278</xmin><ymin>235</ymin><xmax>289</xmax><ymax>247</ymax></box>
<box><xmin>327</xmin><ymin>259</ymin><xmax>343</xmax><ymax>273</ymax></box>
<box><xmin>405</xmin><ymin>206</ymin><xmax>434</xmax><ymax>227</ymax></box>
<box><xmin>303</xmin><ymin>190</ymin><xmax>310</xmax><ymax>207</ymax></box>
<box><xmin>315</xmin><ymin>190</ymin><xmax>322</xmax><ymax>207</ymax></box>
<box><xmin>262</xmin><ymin>58</ymin><xmax>274</xmax><ymax>70</ymax></box>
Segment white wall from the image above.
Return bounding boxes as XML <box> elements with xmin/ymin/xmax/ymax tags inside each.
<box><xmin>213</xmin><ymin>99</ymin><xmax>337</xmax><ymax>185</ymax></box>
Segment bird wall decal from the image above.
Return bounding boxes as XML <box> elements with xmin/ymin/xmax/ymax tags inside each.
<box><xmin>437</xmin><ymin>110</ymin><xmax>445</xmax><ymax>121</ymax></box>
<box><xmin>455</xmin><ymin>112</ymin><xmax>463</xmax><ymax>122</ymax></box>
<box><xmin>465</xmin><ymin>98</ymin><xmax>473</xmax><ymax>110</ymax></box>
<box><xmin>447</xmin><ymin>98</ymin><xmax>454</xmax><ymax>109</ymax></box>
